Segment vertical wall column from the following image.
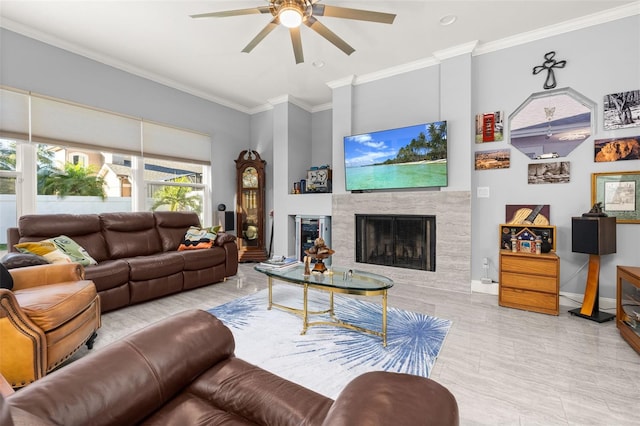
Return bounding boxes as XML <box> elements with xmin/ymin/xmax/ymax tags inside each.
<box><xmin>271</xmin><ymin>100</ymin><xmax>290</xmax><ymax>256</ymax></box>
<box><xmin>329</xmin><ymin>76</ymin><xmax>355</xmax><ymax>195</ymax></box>
<box><xmin>269</xmin><ymin>97</ymin><xmax>314</xmax><ymax>256</ymax></box>
<box><xmin>433</xmin><ymin>42</ymin><xmax>475</xmax><ymax>192</ymax></box>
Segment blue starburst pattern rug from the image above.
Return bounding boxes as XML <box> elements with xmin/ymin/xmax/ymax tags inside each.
<box><xmin>208</xmin><ymin>285</ymin><xmax>451</xmax><ymax>399</ymax></box>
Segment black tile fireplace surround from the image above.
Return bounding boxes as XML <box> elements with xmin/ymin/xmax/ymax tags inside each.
<box><xmin>355</xmin><ymin>214</ymin><xmax>436</xmax><ymax>272</ymax></box>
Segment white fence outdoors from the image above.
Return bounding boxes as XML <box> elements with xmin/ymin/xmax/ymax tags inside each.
<box><xmin>0</xmin><ymin>195</ymin><xmax>133</xmax><ymax>245</ymax></box>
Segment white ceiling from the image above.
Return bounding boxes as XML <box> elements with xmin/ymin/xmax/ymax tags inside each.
<box><xmin>1</xmin><ymin>1</ymin><xmax>638</xmax><ymax>113</ymax></box>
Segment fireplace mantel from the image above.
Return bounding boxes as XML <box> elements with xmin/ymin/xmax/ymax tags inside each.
<box><xmin>332</xmin><ymin>191</ymin><xmax>471</xmax><ymax>293</ymax></box>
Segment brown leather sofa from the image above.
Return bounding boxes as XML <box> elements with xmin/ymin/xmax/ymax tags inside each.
<box><xmin>0</xmin><ymin>263</ymin><xmax>101</xmax><ymax>388</ymax></box>
<box><xmin>0</xmin><ymin>309</ymin><xmax>459</xmax><ymax>426</ymax></box>
<box><xmin>7</xmin><ymin>211</ymin><xmax>238</xmax><ymax>313</ymax></box>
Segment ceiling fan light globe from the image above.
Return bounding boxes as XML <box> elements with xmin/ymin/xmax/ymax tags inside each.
<box><xmin>279</xmin><ymin>7</ymin><xmax>303</xmax><ymax>28</ymax></box>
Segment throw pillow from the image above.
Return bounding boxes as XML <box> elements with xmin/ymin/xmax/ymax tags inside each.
<box><xmin>178</xmin><ymin>226</ymin><xmax>221</xmax><ymax>251</ymax></box>
<box><xmin>14</xmin><ymin>236</ymin><xmax>97</xmax><ymax>266</ymax></box>
<box><xmin>15</xmin><ymin>241</ymin><xmax>73</xmax><ymax>264</ymax></box>
<box><xmin>0</xmin><ymin>252</ymin><xmax>50</xmax><ymax>269</ymax></box>
<box><xmin>0</xmin><ymin>262</ymin><xmax>13</xmax><ymax>290</ymax></box>
<box><xmin>47</xmin><ymin>235</ymin><xmax>98</xmax><ymax>266</ymax></box>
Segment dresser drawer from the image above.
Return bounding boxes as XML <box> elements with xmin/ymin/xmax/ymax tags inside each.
<box><xmin>501</xmin><ymin>255</ymin><xmax>558</xmax><ymax>276</ymax></box>
<box><xmin>501</xmin><ymin>271</ymin><xmax>557</xmax><ymax>293</ymax></box>
<box><xmin>500</xmin><ymin>287</ymin><xmax>558</xmax><ymax>315</ymax></box>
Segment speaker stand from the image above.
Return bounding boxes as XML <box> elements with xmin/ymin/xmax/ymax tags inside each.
<box><xmin>569</xmin><ymin>254</ymin><xmax>615</xmax><ymax>323</ymax></box>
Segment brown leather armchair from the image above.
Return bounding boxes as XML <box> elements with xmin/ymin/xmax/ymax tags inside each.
<box><xmin>0</xmin><ymin>263</ymin><xmax>101</xmax><ymax>388</ymax></box>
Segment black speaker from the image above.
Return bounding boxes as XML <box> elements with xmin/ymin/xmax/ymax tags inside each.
<box><xmin>224</xmin><ymin>211</ymin><xmax>235</xmax><ymax>231</ymax></box>
<box><xmin>571</xmin><ymin>216</ymin><xmax>616</xmax><ymax>255</ymax></box>
<box><xmin>215</xmin><ymin>210</ymin><xmax>235</xmax><ymax>231</ymax></box>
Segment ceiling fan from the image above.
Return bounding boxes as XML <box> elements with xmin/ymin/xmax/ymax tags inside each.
<box><xmin>190</xmin><ymin>0</ymin><xmax>396</xmax><ymax>64</ymax></box>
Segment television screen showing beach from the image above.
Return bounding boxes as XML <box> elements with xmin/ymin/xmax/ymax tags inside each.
<box><xmin>344</xmin><ymin>121</ymin><xmax>447</xmax><ymax>191</ymax></box>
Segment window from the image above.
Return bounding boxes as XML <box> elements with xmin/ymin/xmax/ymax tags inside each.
<box><xmin>70</xmin><ymin>152</ymin><xmax>88</xmax><ymax>167</ymax></box>
<box><xmin>0</xmin><ymin>87</ymin><xmax>213</xmax><ymax>228</ymax></box>
<box><xmin>0</xmin><ymin>139</ymin><xmax>19</xmax><ymax>251</ymax></box>
<box><xmin>144</xmin><ymin>157</ymin><xmax>206</xmax><ymax>222</ymax></box>
<box><xmin>35</xmin><ymin>143</ymin><xmax>133</xmax><ymax>214</ymax></box>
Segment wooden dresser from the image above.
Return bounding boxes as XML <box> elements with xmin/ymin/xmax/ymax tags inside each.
<box><xmin>499</xmin><ymin>250</ymin><xmax>560</xmax><ymax>315</ymax></box>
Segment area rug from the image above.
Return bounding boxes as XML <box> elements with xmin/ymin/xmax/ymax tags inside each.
<box><xmin>208</xmin><ymin>285</ymin><xmax>452</xmax><ymax>399</ymax></box>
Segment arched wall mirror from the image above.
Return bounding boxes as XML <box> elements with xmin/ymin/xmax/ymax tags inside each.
<box><xmin>509</xmin><ymin>87</ymin><xmax>596</xmax><ymax>159</ymax></box>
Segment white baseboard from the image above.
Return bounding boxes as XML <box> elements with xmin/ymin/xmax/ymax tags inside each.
<box><xmin>557</xmin><ymin>290</ymin><xmax>616</xmax><ymax>310</ymax></box>
<box><xmin>470</xmin><ymin>280</ymin><xmax>616</xmax><ymax>311</ymax></box>
<box><xmin>471</xmin><ymin>280</ymin><xmax>499</xmax><ymax>295</ymax></box>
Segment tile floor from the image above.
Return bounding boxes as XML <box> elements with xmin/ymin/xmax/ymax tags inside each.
<box><xmin>43</xmin><ymin>264</ymin><xmax>640</xmax><ymax>425</ymax></box>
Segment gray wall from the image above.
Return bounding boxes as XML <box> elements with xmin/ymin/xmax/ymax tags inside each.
<box><xmin>471</xmin><ymin>16</ymin><xmax>640</xmax><ymax>298</ymax></box>
<box><xmin>2</xmin><ymin>14</ymin><xmax>639</xmax><ymax>300</ymax></box>
<box><xmin>0</xmin><ymin>28</ymin><xmax>250</xmax><ymax>217</ymax></box>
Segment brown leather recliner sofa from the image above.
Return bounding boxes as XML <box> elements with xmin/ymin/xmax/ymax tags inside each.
<box><xmin>7</xmin><ymin>211</ymin><xmax>238</xmax><ymax>313</ymax></box>
<box><xmin>0</xmin><ymin>309</ymin><xmax>459</xmax><ymax>426</ymax></box>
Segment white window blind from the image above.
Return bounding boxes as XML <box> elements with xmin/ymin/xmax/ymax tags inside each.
<box><xmin>1</xmin><ymin>86</ymin><xmax>211</xmax><ymax>164</ymax></box>
<box><xmin>0</xmin><ymin>88</ymin><xmax>30</xmax><ymax>140</ymax></box>
<box><xmin>142</xmin><ymin>121</ymin><xmax>211</xmax><ymax>165</ymax></box>
<box><xmin>30</xmin><ymin>96</ymin><xmax>142</xmax><ymax>156</ymax></box>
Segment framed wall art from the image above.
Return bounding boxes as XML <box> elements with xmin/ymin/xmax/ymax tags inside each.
<box><xmin>474</xmin><ymin>149</ymin><xmax>510</xmax><ymax>170</ymax></box>
<box><xmin>603</xmin><ymin>90</ymin><xmax>640</xmax><ymax>130</ymax></box>
<box><xmin>505</xmin><ymin>204</ymin><xmax>550</xmax><ymax>225</ymax></box>
<box><xmin>528</xmin><ymin>161</ymin><xmax>570</xmax><ymax>184</ymax></box>
<box><xmin>475</xmin><ymin>111</ymin><xmax>504</xmax><ymax>143</ymax></box>
<box><xmin>594</xmin><ymin>136</ymin><xmax>640</xmax><ymax>162</ymax></box>
<box><xmin>499</xmin><ymin>224</ymin><xmax>556</xmax><ymax>252</ymax></box>
<box><xmin>591</xmin><ymin>171</ymin><xmax>640</xmax><ymax>223</ymax></box>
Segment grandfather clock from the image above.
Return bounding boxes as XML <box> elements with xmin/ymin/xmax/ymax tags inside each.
<box><xmin>235</xmin><ymin>150</ymin><xmax>267</xmax><ymax>262</ymax></box>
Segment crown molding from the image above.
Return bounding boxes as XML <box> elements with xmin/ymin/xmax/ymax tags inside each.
<box><xmin>311</xmin><ymin>102</ymin><xmax>332</xmax><ymax>113</ymax></box>
<box><xmin>474</xmin><ymin>1</ymin><xmax>640</xmax><ymax>56</ymax></box>
<box><xmin>0</xmin><ymin>18</ymin><xmax>252</xmax><ymax>115</ymax></box>
<box><xmin>326</xmin><ymin>75</ymin><xmax>356</xmax><ymax>89</ymax></box>
<box><xmin>266</xmin><ymin>95</ymin><xmax>315</xmax><ymax>113</ymax></box>
<box><xmin>354</xmin><ymin>57</ymin><xmax>440</xmax><ymax>86</ymax></box>
<box><xmin>433</xmin><ymin>41</ymin><xmax>479</xmax><ymax>61</ymax></box>
<box><xmin>3</xmin><ymin>2</ymin><xmax>638</xmax><ymax>115</ymax></box>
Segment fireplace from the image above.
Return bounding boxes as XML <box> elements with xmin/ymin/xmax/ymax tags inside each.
<box><xmin>355</xmin><ymin>215</ymin><xmax>436</xmax><ymax>272</ymax></box>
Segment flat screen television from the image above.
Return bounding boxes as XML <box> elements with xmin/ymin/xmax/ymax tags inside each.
<box><xmin>343</xmin><ymin>121</ymin><xmax>447</xmax><ymax>191</ymax></box>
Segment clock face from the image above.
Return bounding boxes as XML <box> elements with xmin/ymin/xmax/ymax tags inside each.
<box><xmin>317</xmin><ymin>170</ymin><xmax>328</xmax><ymax>183</ymax></box>
<box><xmin>242</xmin><ymin>167</ymin><xmax>259</xmax><ymax>188</ymax></box>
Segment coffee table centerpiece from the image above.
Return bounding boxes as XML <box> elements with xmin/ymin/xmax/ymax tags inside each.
<box><xmin>304</xmin><ymin>237</ymin><xmax>335</xmax><ymax>274</ymax></box>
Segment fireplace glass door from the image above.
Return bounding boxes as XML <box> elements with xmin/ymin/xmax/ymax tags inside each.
<box><xmin>355</xmin><ymin>215</ymin><xmax>435</xmax><ymax>271</ymax></box>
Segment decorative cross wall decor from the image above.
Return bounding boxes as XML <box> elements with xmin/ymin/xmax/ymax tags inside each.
<box><xmin>532</xmin><ymin>51</ymin><xmax>567</xmax><ymax>89</ymax></box>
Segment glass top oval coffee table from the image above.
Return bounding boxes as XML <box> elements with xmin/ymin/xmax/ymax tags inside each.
<box><xmin>254</xmin><ymin>264</ymin><xmax>394</xmax><ymax>346</ymax></box>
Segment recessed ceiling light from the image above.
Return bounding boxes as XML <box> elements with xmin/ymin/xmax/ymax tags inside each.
<box><xmin>312</xmin><ymin>60</ymin><xmax>325</xmax><ymax>68</ymax></box>
<box><xmin>439</xmin><ymin>15</ymin><xmax>457</xmax><ymax>26</ymax></box>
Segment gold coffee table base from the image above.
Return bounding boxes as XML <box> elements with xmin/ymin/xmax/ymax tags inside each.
<box><xmin>267</xmin><ymin>276</ymin><xmax>389</xmax><ymax>346</ymax></box>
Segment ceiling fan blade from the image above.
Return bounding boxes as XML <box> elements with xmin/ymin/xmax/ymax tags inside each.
<box><xmin>190</xmin><ymin>6</ymin><xmax>271</xmax><ymax>19</ymax></box>
<box><xmin>311</xmin><ymin>4</ymin><xmax>395</xmax><ymax>24</ymax></box>
<box><xmin>242</xmin><ymin>18</ymin><xmax>279</xmax><ymax>53</ymax></box>
<box><xmin>290</xmin><ymin>27</ymin><xmax>304</xmax><ymax>64</ymax></box>
<box><xmin>305</xmin><ymin>17</ymin><xmax>355</xmax><ymax>56</ymax></box>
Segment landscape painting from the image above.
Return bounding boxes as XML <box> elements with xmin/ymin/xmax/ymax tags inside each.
<box><xmin>527</xmin><ymin>161</ymin><xmax>570</xmax><ymax>184</ymax></box>
<box><xmin>594</xmin><ymin>136</ymin><xmax>640</xmax><ymax>162</ymax></box>
<box><xmin>603</xmin><ymin>90</ymin><xmax>640</xmax><ymax>130</ymax></box>
<box><xmin>474</xmin><ymin>149</ymin><xmax>510</xmax><ymax>170</ymax></box>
